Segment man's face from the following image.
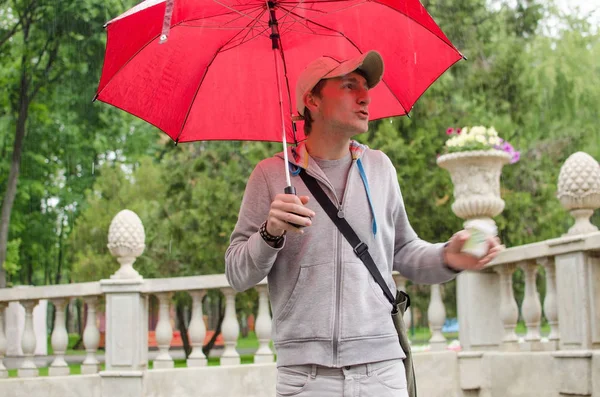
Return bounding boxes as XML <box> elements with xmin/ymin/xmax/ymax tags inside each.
<box><xmin>311</xmin><ymin>71</ymin><xmax>371</xmax><ymax>136</ymax></box>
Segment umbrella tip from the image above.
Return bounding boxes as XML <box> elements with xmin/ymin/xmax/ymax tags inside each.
<box><xmin>406</xmin><ymin>112</ymin><xmax>411</xmax><ymax>119</ymax></box>
<box><xmin>92</xmin><ymin>94</ymin><xmax>98</xmax><ymax>103</ymax></box>
<box><xmin>174</xmin><ymin>138</ymin><xmax>179</xmax><ymax>146</ymax></box>
<box><xmin>461</xmin><ymin>53</ymin><xmax>468</xmax><ymax>61</ymax></box>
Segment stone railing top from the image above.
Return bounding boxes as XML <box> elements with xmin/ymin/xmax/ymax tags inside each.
<box><xmin>486</xmin><ymin>231</ymin><xmax>600</xmax><ymax>267</ymax></box>
<box><xmin>0</xmin><ymin>281</ymin><xmax>102</xmax><ymax>303</ymax></box>
<box><xmin>0</xmin><ymin>275</ymin><xmax>269</xmax><ymax>303</ymax></box>
<box><xmin>141</xmin><ymin>274</ymin><xmax>267</xmax><ymax>294</ymax></box>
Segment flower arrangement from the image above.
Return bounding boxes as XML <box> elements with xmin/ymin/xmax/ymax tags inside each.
<box><xmin>444</xmin><ymin>126</ymin><xmax>520</xmax><ymax>164</ymax></box>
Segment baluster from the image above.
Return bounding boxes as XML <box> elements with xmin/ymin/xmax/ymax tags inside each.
<box><xmin>187</xmin><ymin>290</ymin><xmax>207</xmax><ymax>367</ymax></box>
<box><xmin>0</xmin><ymin>302</ymin><xmax>7</xmax><ymax>378</ymax></box>
<box><xmin>520</xmin><ymin>260</ymin><xmax>542</xmax><ymax>348</ymax></box>
<box><xmin>220</xmin><ymin>288</ymin><xmax>240</xmax><ymax>365</ymax></box>
<box><xmin>82</xmin><ymin>296</ymin><xmax>100</xmax><ymax>374</ymax></box>
<box><xmin>495</xmin><ymin>264</ymin><xmax>519</xmax><ymax>350</ymax></box>
<box><xmin>539</xmin><ymin>257</ymin><xmax>559</xmax><ymax>347</ymax></box>
<box><xmin>392</xmin><ymin>273</ymin><xmax>412</xmax><ymax>329</ymax></box>
<box><xmin>254</xmin><ymin>285</ymin><xmax>274</xmax><ymax>363</ymax></box>
<box><xmin>49</xmin><ymin>299</ymin><xmax>70</xmax><ymax>376</ymax></box>
<box><xmin>19</xmin><ymin>300</ymin><xmax>39</xmax><ymax>377</ymax></box>
<box><xmin>428</xmin><ymin>284</ymin><xmax>447</xmax><ymax>351</ymax></box>
<box><xmin>153</xmin><ymin>292</ymin><xmax>174</xmax><ymax>369</ymax></box>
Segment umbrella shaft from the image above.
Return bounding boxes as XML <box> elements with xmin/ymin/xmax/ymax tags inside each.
<box><xmin>272</xmin><ymin>47</ymin><xmax>292</xmax><ymax>187</ymax></box>
<box><xmin>267</xmin><ymin>1</ymin><xmax>280</xmax><ymax>50</ymax></box>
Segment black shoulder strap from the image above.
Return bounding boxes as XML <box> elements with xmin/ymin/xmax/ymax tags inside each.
<box><xmin>299</xmin><ymin>169</ymin><xmax>396</xmax><ymax>305</ymax></box>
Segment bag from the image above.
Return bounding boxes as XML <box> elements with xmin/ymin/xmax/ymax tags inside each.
<box><xmin>299</xmin><ymin>170</ymin><xmax>417</xmax><ymax>397</ymax></box>
<box><xmin>393</xmin><ymin>291</ymin><xmax>416</xmax><ymax>396</ymax></box>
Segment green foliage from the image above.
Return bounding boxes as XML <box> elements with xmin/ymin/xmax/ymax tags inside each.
<box><xmin>3</xmin><ymin>238</ymin><xmax>21</xmax><ymax>276</ymax></box>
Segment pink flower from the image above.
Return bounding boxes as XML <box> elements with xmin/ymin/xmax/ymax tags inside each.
<box><xmin>446</xmin><ymin>127</ymin><xmax>454</xmax><ymax>135</ymax></box>
<box><xmin>510</xmin><ymin>151</ymin><xmax>520</xmax><ymax>164</ymax></box>
<box><xmin>456</xmin><ymin>128</ymin><xmax>462</xmax><ymax>134</ymax></box>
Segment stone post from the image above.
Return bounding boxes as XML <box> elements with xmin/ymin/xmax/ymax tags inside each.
<box><xmin>187</xmin><ymin>290</ymin><xmax>207</xmax><ymax>367</ymax></box>
<box><xmin>0</xmin><ymin>303</ymin><xmax>7</xmax><ymax>378</ymax></box>
<box><xmin>18</xmin><ymin>300</ymin><xmax>39</xmax><ymax>377</ymax></box>
<box><xmin>82</xmin><ymin>296</ymin><xmax>101</xmax><ymax>374</ymax></box>
<box><xmin>254</xmin><ymin>285</ymin><xmax>274</xmax><ymax>363</ymax></box>
<box><xmin>555</xmin><ymin>152</ymin><xmax>600</xmax><ymax>350</ymax></box>
<box><xmin>551</xmin><ymin>152</ymin><xmax>600</xmax><ymax>396</ymax></box>
<box><xmin>100</xmin><ymin>210</ymin><xmax>147</xmax><ymax>397</ymax></box>
<box><xmin>456</xmin><ymin>270</ymin><xmax>503</xmax><ymax>351</ymax></box>
<box><xmin>49</xmin><ymin>298</ymin><xmax>70</xmax><ymax>376</ymax></box>
<box><xmin>428</xmin><ymin>284</ymin><xmax>447</xmax><ymax>351</ymax></box>
<box><xmin>495</xmin><ymin>264</ymin><xmax>519</xmax><ymax>351</ymax></box>
<box><xmin>220</xmin><ymin>287</ymin><xmax>240</xmax><ymax>365</ymax></box>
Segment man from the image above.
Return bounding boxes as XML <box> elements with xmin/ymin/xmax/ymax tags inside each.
<box><xmin>225</xmin><ymin>50</ymin><xmax>502</xmax><ymax>397</ymax></box>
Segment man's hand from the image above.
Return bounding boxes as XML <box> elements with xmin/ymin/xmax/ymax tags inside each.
<box><xmin>443</xmin><ymin>230</ymin><xmax>504</xmax><ymax>271</ymax></box>
<box><xmin>266</xmin><ymin>194</ymin><xmax>315</xmax><ymax>236</ymax></box>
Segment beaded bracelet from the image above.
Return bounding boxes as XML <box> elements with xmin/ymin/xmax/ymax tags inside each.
<box><xmin>259</xmin><ymin>221</ymin><xmax>285</xmax><ymax>244</ymax></box>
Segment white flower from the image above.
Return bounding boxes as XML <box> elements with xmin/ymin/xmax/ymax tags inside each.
<box><xmin>470</xmin><ymin>126</ymin><xmax>486</xmax><ymax>136</ymax></box>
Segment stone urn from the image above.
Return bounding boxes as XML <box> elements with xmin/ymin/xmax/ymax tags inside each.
<box><xmin>557</xmin><ymin>152</ymin><xmax>600</xmax><ymax>235</ymax></box>
<box><xmin>107</xmin><ymin>209</ymin><xmax>146</xmax><ymax>279</ymax></box>
<box><xmin>437</xmin><ymin>150</ymin><xmax>512</xmax><ymax>228</ymax></box>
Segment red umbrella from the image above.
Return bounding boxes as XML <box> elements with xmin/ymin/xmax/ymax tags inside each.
<box><xmin>96</xmin><ymin>0</ymin><xmax>463</xmax><ymax>187</ymax></box>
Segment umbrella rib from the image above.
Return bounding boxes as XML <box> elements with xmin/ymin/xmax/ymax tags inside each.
<box><xmin>223</xmin><ymin>8</ymin><xmax>270</xmax><ymax>50</ymax></box>
<box><xmin>277</xmin><ymin>5</ymin><xmax>325</xmax><ymax>36</ymax></box>
<box><xmin>212</xmin><ymin>0</ymin><xmax>267</xmax><ymax>25</ymax></box>
<box><xmin>220</xmin><ymin>24</ymin><xmax>271</xmax><ymax>53</ymax></box>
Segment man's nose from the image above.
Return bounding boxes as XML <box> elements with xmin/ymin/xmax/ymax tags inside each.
<box><xmin>357</xmin><ymin>88</ymin><xmax>371</xmax><ymax>105</ymax></box>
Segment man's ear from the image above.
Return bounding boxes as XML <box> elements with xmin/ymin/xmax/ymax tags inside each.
<box><xmin>304</xmin><ymin>91</ymin><xmax>319</xmax><ymax>113</ymax></box>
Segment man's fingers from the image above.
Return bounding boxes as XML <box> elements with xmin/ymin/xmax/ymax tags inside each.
<box><xmin>269</xmin><ymin>209</ymin><xmax>312</xmax><ymax>231</ymax></box>
<box><xmin>274</xmin><ymin>193</ymin><xmax>304</xmax><ymax>205</ymax></box>
<box><xmin>272</xmin><ymin>200</ymin><xmax>315</xmax><ymax>219</ymax></box>
<box><xmin>450</xmin><ymin>230</ymin><xmax>470</xmax><ymax>252</ymax></box>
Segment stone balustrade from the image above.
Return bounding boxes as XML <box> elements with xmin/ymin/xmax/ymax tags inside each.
<box><xmin>0</xmin><ymin>151</ymin><xmax>598</xmax><ymax>397</ymax></box>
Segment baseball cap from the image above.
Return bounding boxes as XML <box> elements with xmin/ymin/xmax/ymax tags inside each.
<box><xmin>295</xmin><ymin>50</ymin><xmax>384</xmax><ymax>116</ymax></box>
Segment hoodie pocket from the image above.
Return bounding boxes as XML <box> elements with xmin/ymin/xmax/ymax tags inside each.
<box><xmin>340</xmin><ymin>261</ymin><xmax>396</xmax><ymax>340</ymax></box>
<box><xmin>274</xmin><ymin>262</ymin><xmax>335</xmax><ymax>342</ymax></box>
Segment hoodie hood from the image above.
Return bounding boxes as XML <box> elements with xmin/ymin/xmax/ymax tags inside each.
<box><xmin>275</xmin><ymin>140</ymin><xmax>368</xmax><ymax>171</ymax></box>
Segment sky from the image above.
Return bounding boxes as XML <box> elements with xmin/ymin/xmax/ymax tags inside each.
<box><xmin>555</xmin><ymin>0</ymin><xmax>600</xmax><ymax>25</ymax></box>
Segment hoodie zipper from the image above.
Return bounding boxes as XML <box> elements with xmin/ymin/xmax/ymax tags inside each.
<box><xmin>306</xmin><ymin>162</ymin><xmax>356</xmax><ymax>367</ymax></box>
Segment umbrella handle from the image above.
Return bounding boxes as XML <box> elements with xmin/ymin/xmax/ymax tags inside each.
<box><xmin>284</xmin><ymin>185</ymin><xmax>308</xmax><ymax>229</ymax></box>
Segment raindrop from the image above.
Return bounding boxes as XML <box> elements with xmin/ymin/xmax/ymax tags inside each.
<box><xmin>169</xmin><ymin>238</ymin><xmax>172</xmax><ymax>253</ymax></box>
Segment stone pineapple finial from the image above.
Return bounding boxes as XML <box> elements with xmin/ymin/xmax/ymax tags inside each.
<box><xmin>107</xmin><ymin>209</ymin><xmax>145</xmax><ymax>279</ymax></box>
<box><xmin>557</xmin><ymin>152</ymin><xmax>600</xmax><ymax>235</ymax></box>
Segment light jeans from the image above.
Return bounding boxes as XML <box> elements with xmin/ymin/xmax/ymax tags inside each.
<box><xmin>276</xmin><ymin>359</ymin><xmax>408</xmax><ymax>397</ymax></box>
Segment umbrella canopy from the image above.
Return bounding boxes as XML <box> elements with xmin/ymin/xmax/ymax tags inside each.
<box><xmin>96</xmin><ymin>0</ymin><xmax>463</xmax><ymax>144</ymax></box>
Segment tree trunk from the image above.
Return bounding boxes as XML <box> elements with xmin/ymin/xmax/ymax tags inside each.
<box><xmin>0</xmin><ymin>52</ymin><xmax>30</xmax><ymax>288</ymax></box>
<box><xmin>176</xmin><ymin>302</ymin><xmax>191</xmax><ymax>357</ymax></box>
<box><xmin>55</xmin><ymin>219</ymin><xmax>64</xmax><ymax>285</ymax></box>
<box><xmin>202</xmin><ymin>296</ymin><xmax>225</xmax><ymax>357</ymax></box>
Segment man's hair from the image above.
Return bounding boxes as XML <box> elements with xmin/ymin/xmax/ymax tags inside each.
<box><xmin>303</xmin><ymin>79</ymin><xmax>327</xmax><ymax>136</ymax></box>
<box><xmin>302</xmin><ymin>69</ymin><xmax>369</xmax><ymax>136</ymax></box>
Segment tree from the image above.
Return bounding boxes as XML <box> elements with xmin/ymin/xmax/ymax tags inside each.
<box><xmin>0</xmin><ymin>0</ymin><xmax>158</xmax><ymax>287</ymax></box>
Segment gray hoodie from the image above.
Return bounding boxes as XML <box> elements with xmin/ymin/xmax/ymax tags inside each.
<box><xmin>225</xmin><ymin>141</ymin><xmax>457</xmax><ymax>367</ymax></box>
